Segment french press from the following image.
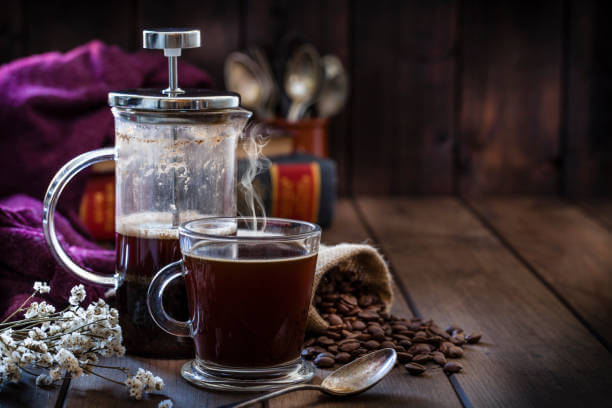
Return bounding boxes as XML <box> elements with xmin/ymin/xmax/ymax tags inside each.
<box><xmin>42</xmin><ymin>29</ymin><xmax>252</xmax><ymax>357</ymax></box>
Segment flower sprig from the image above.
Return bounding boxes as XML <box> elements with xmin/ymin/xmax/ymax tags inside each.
<box><xmin>0</xmin><ymin>282</ymin><xmax>164</xmax><ymax>400</ymax></box>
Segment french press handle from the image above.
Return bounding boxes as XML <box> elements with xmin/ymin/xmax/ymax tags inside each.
<box><xmin>42</xmin><ymin>148</ymin><xmax>117</xmax><ymax>287</ymax></box>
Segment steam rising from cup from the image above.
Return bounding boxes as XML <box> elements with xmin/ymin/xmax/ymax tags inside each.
<box><xmin>238</xmin><ymin>122</ymin><xmax>270</xmax><ymax>231</ymax></box>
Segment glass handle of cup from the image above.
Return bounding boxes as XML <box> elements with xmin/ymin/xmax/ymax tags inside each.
<box><xmin>147</xmin><ymin>260</ymin><xmax>192</xmax><ymax>337</ymax></box>
<box><xmin>42</xmin><ymin>147</ymin><xmax>117</xmax><ymax>287</ymax></box>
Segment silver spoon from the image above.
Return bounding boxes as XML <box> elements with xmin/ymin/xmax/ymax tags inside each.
<box><xmin>284</xmin><ymin>44</ymin><xmax>322</xmax><ymax>122</ymax></box>
<box><xmin>317</xmin><ymin>55</ymin><xmax>349</xmax><ymax>118</ymax></box>
<box><xmin>224</xmin><ymin>52</ymin><xmax>270</xmax><ymax>118</ymax></box>
<box><xmin>222</xmin><ymin>348</ymin><xmax>397</xmax><ymax>408</ymax></box>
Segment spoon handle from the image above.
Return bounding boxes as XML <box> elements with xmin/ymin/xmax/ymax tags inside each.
<box><xmin>218</xmin><ymin>384</ymin><xmax>323</xmax><ymax>408</ymax></box>
<box><xmin>287</xmin><ymin>102</ymin><xmax>303</xmax><ymax>121</ymax></box>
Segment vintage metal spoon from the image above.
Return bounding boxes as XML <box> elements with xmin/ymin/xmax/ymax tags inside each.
<box><xmin>317</xmin><ymin>55</ymin><xmax>349</xmax><ymax>118</ymax></box>
<box><xmin>221</xmin><ymin>348</ymin><xmax>397</xmax><ymax>408</ymax></box>
<box><xmin>284</xmin><ymin>43</ymin><xmax>322</xmax><ymax>121</ymax></box>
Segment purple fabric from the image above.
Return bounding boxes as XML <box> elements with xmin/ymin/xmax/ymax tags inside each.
<box><xmin>0</xmin><ymin>41</ymin><xmax>213</xmax><ymax>319</ymax></box>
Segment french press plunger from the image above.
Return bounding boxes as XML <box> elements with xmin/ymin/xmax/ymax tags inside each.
<box><xmin>42</xmin><ymin>29</ymin><xmax>252</xmax><ymax>357</ymax></box>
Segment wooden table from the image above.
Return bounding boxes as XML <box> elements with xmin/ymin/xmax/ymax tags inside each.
<box><xmin>2</xmin><ymin>197</ymin><xmax>612</xmax><ymax>407</ymax></box>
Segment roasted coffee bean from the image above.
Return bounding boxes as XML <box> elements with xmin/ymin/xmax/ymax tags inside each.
<box><xmin>356</xmin><ymin>333</ymin><xmax>372</xmax><ymax>341</ymax></box>
<box><xmin>314</xmin><ymin>354</ymin><xmax>335</xmax><ymax>368</ymax></box>
<box><xmin>336</xmin><ymin>303</ymin><xmax>351</xmax><ymax>314</ymax></box>
<box><xmin>317</xmin><ymin>336</ymin><xmax>334</xmax><ymax>346</ymax></box>
<box><xmin>399</xmin><ymin>339</ymin><xmax>412</xmax><ymax>348</ymax></box>
<box><xmin>320</xmin><ymin>302</ymin><xmax>334</xmax><ymax>308</ymax></box>
<box><xmin>393</xmin><ymin>345</ymin><xmax>406</xmax><ymax>353</ymax></box>
<box><xmin>429</xmin><ymin>324</ymin><xmax>450</xmax><ymax>339</ymax></box>
<box><xmin>392</xmin><ymin>324</ymin><xmax>408</xmax><ymax>333</ymax></box>
<box><xmin>380</xmin><ymin>341</ymin><xmax>396</xmax><ymax>349</ymax></box>
<box><xmin>439</xmin><ymin>341</ymin><xmax>453</xmax><ymax>355</ymax></box>
<box><xmin>338</xmin><ymin>337</ymin><xmax>358</xmax><ymax>345</ymax></box>
<box><xmin>323</xmin><ymin>293</ymin><xmax>339</xmax><ymax>301</ymax></box>
<box><xmin>358</xmin><ymin>310</ymin><xmax>379</xmax><ymax>321</ymax></box>
<box><xmin>304</xmin><ymin>338</ymin><xmax>316</xmax><ymax>347</ymax></box>
<box><xmin>328</xmin><ymin>314</ymin><xmax>343</xmax><ymax>326</ymax></box>
<box><xmin>353</xmin><ymin>320</ymin><xmax>366</xmax><ymax>330</ymax></box>
<box><xmin>432</xmin><ymin>351</ymin><xmax>447</xmax><ymax>366</ymax></box>
<box><xmin>447</xmin><ymin>346</ymin><xmax>464</xmax><ymax>358</ymax></box>
<box><xmin>358</xmin><ymin>294</ymin><xmax>374</xmax><ymax>307</ymax></box>
<box><xmin>466</xmin><ymin>332</ymin><xmax>482</xmax><ymax>344</ymax></box>
<box><xmin>368</xmin><ymin>325</ymin><xmax>384</xmax><ymax>336</ymax></box>
<box><xmin>413</xmin><ymin>335</ymin><xmax>428</xmax><ymax>343</ymax></box>
<box><xmin>409</xmin><ymin>343</ymin><xmax>434</xmax><ymax>355</ymax></box>
<box><xmin>412</xmin><ymin>353</ymin><xmax>430</xmax><ymax>364</ymax></box>
<box><xmin>405</xmin><ymin>362</ymin><xmax>426</xmax><ymax>375</ymax></box>
<box><xmin>327</xmin><ymin>345</ymin><xmax>338</xmax><ymax>354</ymax></box>
<box><xmin>339</xmin><ymin>341</ymin><xmax>360</xmax><ymax>353</ymax></box>
<box><xmin>341</xmin><ymin>329</ymin><xmax>355</xmax><ymax>338</ymax></box>
<box><xmin>340</xmin><ymin>294</ymin><xmax>358</xmax><ymax>306</ymax></box>
<box><xmin>335</xmin><ymin>352</ymin><xmax>351</xmax><ymax>364</ymax></box>
<box><xmin>344</xmin><ymin>321</ymin><xmax>353</xmax><ymax>331</ymax></box>
<box><xmin>353</xmin><ymin>347</ymin><xmax>368</xmax><ymax>356</ymax></box>
<box><xmin>427</xmin><ymin>335</ymin><xmax>442</xmax><ymax>346</ymax></box>
<box><xmin>328</xmin><ymin>324</ymin><xmax>343</xmax><ymax>331</ymax></box>
<box><xmin>347</xmin><ymin>307</ymin><xmax>361</xmax><ymax>316</ymax></box>
<box><xmin>393</xmin><ymin>334</ymin><xmax>411</xmax><ymax>342</ymax></box>
<box><xmin>451</xmin><ymin>333</ymin><xmax>465</xmax><ymax>346</ymax></box>
<box><xmin>326</xmin><ymin>330</ymin><xmax>342</xmax><ymax>340</ymax></box>
<box><xmin>397</xmin><ymin>352</ymin><xmax>414</xmax><ymax>364</ymax></box>
<box><xmin>364</xmin><ymin>340</ymin><xmax>380</xmax><ymax>350</ymax></box>
<box><xmin>414</xmin><ymin>331</ymin><xmax>427</xmax><ymax>338</ymax></box>
<box><xmin>443</xmin><ymin>362</ymin><xmax>463</xmax><ymax>374</ymax></box>
<box><xmin>325</xmin><ymin>307</ymin><xmax>337</xmax><ymax>314</ymax></box>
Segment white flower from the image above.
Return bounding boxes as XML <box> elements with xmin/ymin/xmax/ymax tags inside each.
<box><xmin>69</xmin><ymin>284</ymin><xmax>86</xmax><ymax>306</ymax></box>
<box><xmin>0</xmin><ymin>329</ymin><xmax>16</xmax><ymax>348</ymax></box>
<box><xmin>158</xmin><ymin>400</ymin><xmax>173</xmax><ymax>408</ymax></box>
<box><xmin>33</xmin><ymin>282</ymin><xmax>51</xmax><ymax>294</ymax></box>
<box><xmin>24</xmin><ymin>302</ymin><xmax>40</xmax><ymax>318</ymax></box>
<box><xmin>49</xmin><ymin>367</ymin><xmax>62</xmax><ymax>381</ymax></box>
<box><xmin>36</xmin><ymin>374</ymin><xmax>54</xmax><ymax>387</ymax></box>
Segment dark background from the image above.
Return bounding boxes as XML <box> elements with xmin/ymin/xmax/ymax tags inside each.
<box><xmin>2</xmin><ymin>0</ymin><xmax>611</xmax><ymax>197</ymax></box>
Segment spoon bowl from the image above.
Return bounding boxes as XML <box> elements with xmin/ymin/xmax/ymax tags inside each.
<box><xmin>223</xmin><ymin>349</ymin><xmax>397</xmax><ymax>407</ymax></box>
<box><xmin>320</xmin><ymin>348</ymin><xmax>397</xmax><ymax>396</ymax></box>
<box><xmin>284</xmin><ymin>44</ymin><xmax>322</xmax><ymax>121</ymax></box>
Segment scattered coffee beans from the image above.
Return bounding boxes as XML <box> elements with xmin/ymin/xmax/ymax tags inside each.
<box><xmin>303</xmin><ymin>268</ymin><xmax>483</xmax><ymax>377</ymax></box>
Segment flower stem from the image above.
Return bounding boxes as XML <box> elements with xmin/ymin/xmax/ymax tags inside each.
<box><xmin>1</xmin><ymin>292</ymin><xmax>36</xmax><ymax>324</ymax></box>
<box><xmin>83</xmin><ymin>368</ymin><xmax>125</xmax><ymax>386</ymax></box>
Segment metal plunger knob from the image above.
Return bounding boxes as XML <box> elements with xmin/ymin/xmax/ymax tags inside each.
<box><xmin>143</xmin><ymin>29</ymin><xmax>201</xmax><ymax>95</ymax></box>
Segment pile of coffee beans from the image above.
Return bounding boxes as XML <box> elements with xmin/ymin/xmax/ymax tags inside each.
<box><xmin>302</xmin><ymin>269</ymin><xmax>482</xmax><ymax>376</ymax></box>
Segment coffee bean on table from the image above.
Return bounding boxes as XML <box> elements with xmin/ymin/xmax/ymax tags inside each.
<box><xmin>380</xmin><ymin>341</ymin><xmax>395</xmax><ymax>349</ymax></box>
<box><xmin>339</xmin><ymin>341</ymin><xmax>360</xmax><ymax>353</ymax></box>
<box><xmin>399</xmin><ymin>339</ymin><xmax>412</xmax><ymax>348</ymax></box>
<box><xmin>328</xmin><ymin>314</ymin><xmax>343</xmax><ymax>326</ymax></box>
<box><xmin>466</xmin><ymin>332</ymin><xmax>482</xmax><ymax>344</ymax></box>
<box><xmin>335</xmin><ymin>352</ymin><xmax>351</xmax><ymax>364</ymax></box>
<box><xmin>364</xmin><ymin>340</ymin><xmax>380</xmax><ymax>350</ymax></box>
<box><xmin>352</xmin><ymin>320</ymin><xmax>366</xmax><ymax>330</ymax></box>
<box><xmin>397</xmin><ymin>352</ymin><xmax>414</xmax><ymax>364</ymax></box>
<box><xmin>326</xmin><ymin>330</ymin><xmax>342</xmax><ymax>340</ymax></box>
<box><xmin>447</xmin><ymin>345</ymin><xmax>464</xmax><ymax>358</ymax></box>
<box><xmin>443</xmin><ymin>362</ymin><xmax>463</xmax><ymax>374</ymax></box>
<box><xmin>405</xmin><ymin>362</ymin><xmax>426</xmax><ymax>375</ymax></box>
<box><xmin>358</xmin><ymin>310</ymin><xmax>379</xmax><ymax>321</ymax></box>
<box><xmin>317</xmin><ymin>336</ymin><xmax>334</xmax><ymax>346</ymax></box>
<box><xmin>328</xmin><ymin>345</ymin><xmax>338</xmax><ymax>354</ymax></box>
<box><xmin>412</xmin><ymin>353</ymin><xmax>430</xmax><ymax>364</ymax></box>
<box><xmin>431</xmin><ymin>351</ymin><xmax>447</xmax><ymax>366</ymax></box>
<box><xmin>314</xmin><ymin>353</ymin><xmax>335</xmax><ymax>368</ymax></box>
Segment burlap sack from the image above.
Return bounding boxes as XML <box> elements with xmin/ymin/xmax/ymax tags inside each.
<box><xmin>306</xmin><ymin>243</ymin><xmax>393</xmax><ymax>334</ymax></box>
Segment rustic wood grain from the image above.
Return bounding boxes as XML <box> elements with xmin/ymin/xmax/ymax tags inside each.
<box><xmin>459</xmin><ymin>0</ymin><xmax>562</xmax><ymax>194</ymax></box>
<box><xmin>579</xmin><ymin>200</ymin><xmax>612</xmax><ymax>232</ymax></box>
<box><xmin>269</xmin><ymin>199</ymin><xmax>462</xmax><ymax>408</ymax></box>
<box><xmin>138</xmin><ymin>0</ymin><xmax>241</xmax><ymax>89</ymax></box>
<box><xmin>564</xmin><ymin>0</ymin><xmax>612</xmax><ymax>197</ymax></box>
<box><xmin>467</xmin><ymin>197</ymin><xmax>612</xmax><ymax>348</ymax></box>
<box><xmin>357</xmin><ymin>196</ymin><xmax>612</xmax><ymax>406</ymax></box>
<box><xmin>0</xmin><ymin>372</ymin><xmax>65</xmax><ymax>408</ymax></box>
<box><xmin>351</xmin><ymin>0</ymin><xmax>455</xmax><ymax>195</ymax></box>
<box><xmin>244</xmin><ymin>0</ymin><xmax>351</xmax><ymax>195</ymax></box>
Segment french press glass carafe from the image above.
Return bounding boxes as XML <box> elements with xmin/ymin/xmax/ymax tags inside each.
<box><xmin>42</xmin><ymin>29</ymin><xmax>252</xmax><ymax>357</ymax></box>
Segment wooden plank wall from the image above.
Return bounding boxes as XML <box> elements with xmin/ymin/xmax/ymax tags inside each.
<box><xmin>1</xmin><ymin>0</ymin><xmax>610</xmax><ymax>197</ymax></box>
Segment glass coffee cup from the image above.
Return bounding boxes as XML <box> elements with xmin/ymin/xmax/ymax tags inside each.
<box><xmin>147</xmin><ymin>217</ymin><xmax>321</xmax><ymax>391</ymax></box>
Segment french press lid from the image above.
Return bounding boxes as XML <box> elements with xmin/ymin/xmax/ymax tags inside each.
<box><xmin>108</xmin><ymin>29</ymin><xmax>240</xmax><ymax>111</ymax></box>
